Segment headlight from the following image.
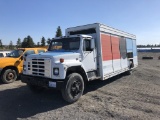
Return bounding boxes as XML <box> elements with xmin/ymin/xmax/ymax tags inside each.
<box><xmin>23</xmin><ymin>65</ymin><xmax>26</xmax><ymax>71</ymax></box>
<box><xmin>53</xmin><ymin>68</ymin><xmax>59</xmax><ymax>75</ymax></box>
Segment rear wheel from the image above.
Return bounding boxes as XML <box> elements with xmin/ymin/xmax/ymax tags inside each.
<box><xmin>61</xmin><ymin>73</ymin><xmax>84</xmax><ymax>103</ymax></box>
<box><xmin>1</xmin><ymin>69</ymin><xmax>17</xmax><ymax>84</ymax></box>
<box><xmin>126</xmin><ymin>61</ymin><xmax>133</xmax><ymax>75</ymax></box>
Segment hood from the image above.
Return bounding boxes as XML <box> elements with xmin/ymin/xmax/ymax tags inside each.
<box><xmin>38</xmin><ymin>51</ymin><xmax>77</xmax><ymax>56</ymax></box>
<box><xmin>0</xmin><ymin>57</ymin><xmax>18</xmax><ymax>68</ymax></box>
<box><xmin>28</xmin><ymin>51</ymin><xmax>81</xmax><ymax>63</ymax></box>
<box><xmin>0</xmin><ymin>57</ymin><xmax>17</xmax><ymax>63</ymax></box>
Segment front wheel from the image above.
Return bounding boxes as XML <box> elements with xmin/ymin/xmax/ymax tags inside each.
<box><xmin>1</xmin><ymin>69</ymin><xmax>17</xmax><ymax>84</ymax></box>
<box><xmin>61</xmin><ymin>73</ymin><xmax>84</xmax><ymax>103</ymax></box>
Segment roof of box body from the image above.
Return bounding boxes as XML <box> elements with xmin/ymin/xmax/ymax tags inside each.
<box><xmin>66</xmin><ymin>23</ymin><xmax>136</xmax><ymax>40</ymax></box>
<box><xmin>53</xmin><ymin>34</ymin><xmax>93</xmax><ymax>40</ymax></box>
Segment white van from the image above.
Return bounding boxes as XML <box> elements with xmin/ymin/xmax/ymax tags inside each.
<box><xmin>0</xmin><ymin>51</ymin><xmax>11</xmax><ymax>57</ymax></box>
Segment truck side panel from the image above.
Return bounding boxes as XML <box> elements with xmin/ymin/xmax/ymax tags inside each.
<box><xmin>119</xmin><ymin>37</ymin><xmax>128</xmax><ymax>69</ymax></box>
<box><xmin>100</xmin><ymin>33</ymin><xmax>133</xmax><ymax>80</ymax></box>
<box><xmin>132</xmin><ymin>40</ymin><xmax>138</xmax><ymax>66</ymax></box>
<box><xmin>126</xmin><ymin>38</ymin><xmax>133</xmax><ymax>53</ymax></box>
<box><xmin>101</xmin><ymin>33</ymin><xmax>114</xmax><ymax>76</ymax></box>
<box><xmin>111</xmin><ymin>35</ymin><xmax>121</xmax><ymax>72</ymax></box>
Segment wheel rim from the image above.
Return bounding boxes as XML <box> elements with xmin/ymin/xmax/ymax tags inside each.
<box><xmin>70</xmin><ymin>80</ymin><xmax>82</xmax><ymax>98</ymax></box>
<box><xmin>6</xmin><ymin>72</ymin><xmax>15</xmax><ymax>81</ymax></box>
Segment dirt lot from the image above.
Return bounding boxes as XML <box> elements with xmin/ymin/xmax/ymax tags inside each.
<box><xmin>0</xmin><ymin>52</ymin><xmax>160</xmax><ymax>120</ymax></box>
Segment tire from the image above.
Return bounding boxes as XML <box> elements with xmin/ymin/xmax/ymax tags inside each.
<box><xmin>125</xmin><ymin>61</ymin><xmax>133</xmax><ymax>75</ymax></box>
<box><xmin>27</xmin><ymin>84</ymin><xmax>45</xmax><ymax>93</ymax></box>
<box><xmin>125</xmin><ymin>70</ymin><xmax>132</xmax><ymax>75</ymax></box>
<box><xmin>1</xmin><ymin>69</ymin><xmax>17</xmax><ymax>84</ymax></box>
<box><xmin>61</xmin><ymin>73</ymin><xmax>84</xmax><ymax>103</ymax></box>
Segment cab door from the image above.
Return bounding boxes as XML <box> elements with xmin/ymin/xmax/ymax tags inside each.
<box><xmin>82</xmin><ymin>39</ymin><xmax>97</xmax><ymax>72</ymax></box>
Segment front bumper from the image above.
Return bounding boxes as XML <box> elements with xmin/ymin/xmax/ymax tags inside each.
<box><xmin>21</xmin><ymin>74</ymin><xmax>64</xmax><ymax>90</ymax></box>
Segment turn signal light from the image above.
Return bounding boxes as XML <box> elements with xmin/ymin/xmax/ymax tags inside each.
<box><xmin>60</xmin><ymin>58</ymin><xmax>64</xmax><ymax>63</ymax></box>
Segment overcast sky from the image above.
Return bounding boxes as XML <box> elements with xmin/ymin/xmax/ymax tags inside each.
<box><xmin>0</xmin><ymin>0</ymin><xmax>160</xmax><ymax>45</ymax></box>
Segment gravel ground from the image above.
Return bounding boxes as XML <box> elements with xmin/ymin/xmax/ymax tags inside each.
<box><xmin>0</xmin><ymin>52</ymin><xmax>160</xmax><ymax>120</ymax></box>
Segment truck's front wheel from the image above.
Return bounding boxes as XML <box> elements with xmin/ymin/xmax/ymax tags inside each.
<box><xmin>1</xmin><ymin>69</ymin><xmax>17</xmax><ymax>84</ymax></box>
<box><xmin>61</xmin><ymin>73</ymin><xmax>84</xmax><ymax>103</ymax></box>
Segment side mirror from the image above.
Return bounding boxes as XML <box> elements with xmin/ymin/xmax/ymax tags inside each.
<box><xmin>90</xmin><ymin>39</ymin><xmax>95</xmax><ymax>50</ymax></box>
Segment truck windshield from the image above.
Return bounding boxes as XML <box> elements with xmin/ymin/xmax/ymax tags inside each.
<box><xmin>6</xmin><ymin>50</ymin><xmax>24</xmax><ymax>58</ymax></box>
<box><xmin>48</xmin><ymin>37</ymin><xmax>80</xmax><ymax>52</ymax></box>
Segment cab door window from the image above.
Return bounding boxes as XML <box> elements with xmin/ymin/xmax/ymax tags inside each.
<box><xmin>83</xmin><ymin>39</ymin><xmax>91</xmax><ymax>51</ymax></box>
<box><xmin>38</xmin><ymin>49</ymin><xmax>45</xmax><ymax>53</ymax></box>
<box><xmin>24</xmin><ymin>50</ymin><xmax>35</xmax><ymax>56</ymax></box>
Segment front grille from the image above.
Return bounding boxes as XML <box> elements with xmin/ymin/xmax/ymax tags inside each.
<box><xmin>28</xmin><ymin>58</ymin><xmax>51</xmax><ymax>77</ymax></box>
<box><xmin>32</xmin><ymin>65</ymin><xmax>44</xmax><ymax>68</ymax></box>
<box><xmin>32</xmin><ymin>59</ymin><xmax>45</xmax><ymax>76</ymax></box>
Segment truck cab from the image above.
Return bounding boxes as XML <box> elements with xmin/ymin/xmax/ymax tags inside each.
<box><xmin>21</xmin><ymin>35</ymin><xmax>97</xmax><ymax>103</ymax></box>
<box><xmin>47</xmin><ymin>35</ymin><xmax>97</xmax><ymax>77</ymax></box>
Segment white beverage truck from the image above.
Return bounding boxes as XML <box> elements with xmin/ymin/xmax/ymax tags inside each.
<box><xmin>21</xmin><ymin>23</ymin><xmax>138</xmax><ymax>103</ymax></box>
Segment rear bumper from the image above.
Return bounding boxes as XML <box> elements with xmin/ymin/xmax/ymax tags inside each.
<box><xmin>21</xmin><ymin>74</ymin><xmax>64</xmax><ymax>90</ymax></box>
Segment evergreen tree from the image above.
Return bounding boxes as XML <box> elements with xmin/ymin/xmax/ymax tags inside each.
<box><xmin>9</xmin><ymin>41</ymin><xmax>14</xmax><ymax>49</ymax></box>
<box><xmin>22</xmin><ymin>36</ymin><xmax>34</xmax><ymax>48</ymax></box>
<box><xmin>16</xmin><ymin>38</ymin><xmax>21</xmax><ymax>48</ymax></box>
<box><xmin>47</xmin><ymin>38</ymin><xmax>51</xmax><ymax>45</ymax></box>
<box><xmin>55</xmin><ymin>26</ymin><xmax>62</xmax><ymax>37</ymax></box>
<box><xmin>26</xmin><ymin>35</ymin><xmax>34</xmax><ymax>48</ymax></box>
<box><xmin>0</xmin><ymin>39</ymin><xmax>3</xmax><ymax>49</ymax></box>
<box><xmin>41</xmin><ymin>36</ymin><xmax>46</xmax><ymax>46</ymax></box>
<box><xmin>21</xmin><ymin>37</ymin><xmax>27</xmax><ymax>48</ymax></box>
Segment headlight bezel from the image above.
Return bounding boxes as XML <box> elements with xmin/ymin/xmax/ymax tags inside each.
<box><xmin>23</xmin><ymin>65</ymin><xmax>26</xmax><ymax>71</ymax></box>
<box><xmin>53</xmin><ymin>68</ymin><xmax>59</xmax><ymax>75</ymax></box>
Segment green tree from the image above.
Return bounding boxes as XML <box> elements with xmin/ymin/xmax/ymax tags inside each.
<box><xmin>47</xmin><ymin>38</ymin><xmax>51</xmax><ymax>45</ymax></box>
<box><xmin>0</xmin><ymin>39</ymin><xmax>3</xmax><ymax>49</ymax></box>
<box><xmin>55</xmin><ymin>26</ymin><xmax>62</xmax><ymax>37</ymax></box>
<box><xmin>9</xmin><ymin>41</ymin><xmax>14</xmax><ymax>49</ymax></box>
<box><xmin>21</xmin><ymin>37</ymin><xmax>27</xmax><ymax>48</ymax></box>
<box><xmin>26</xmin><ymin>35</ymin><xmax>34</xmax><ymax>47</ymax></box>
<box><xmin>16</xmin><ymin>38</ymin><xmax>21</xmax><ymax>48</ymax></box>
<box><xmin>22</xmin><ymin>36</ymin><xmax>34</xmax><ymax>48</ymax></box>
<box><xmin>41</xmin><ymin>36</ymin><xmax>46</xmax><ymax>46</ymax></box>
